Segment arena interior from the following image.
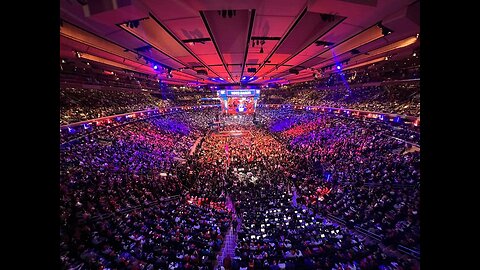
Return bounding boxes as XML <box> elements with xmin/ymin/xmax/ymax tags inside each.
<box><xmin>60</xmin><ymin>1</ymin><xmax>421</xmax><ymax>269</ymax></box>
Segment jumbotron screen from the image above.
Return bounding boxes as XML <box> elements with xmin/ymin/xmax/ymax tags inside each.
<box><xmin>218</xmin><ymin>89</ymin><xmax>260</xmax><ymax>115</ymax></box>
<box><xmin>226</xmin><ymin>97</ymin><xmax>255</xmax><ymax>114</ymax></box>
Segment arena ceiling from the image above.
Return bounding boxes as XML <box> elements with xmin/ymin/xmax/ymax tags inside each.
<box><xmin>60</xmin><ymin>0</ymin><xmax>419</xmax><ymax>85</ymax></box>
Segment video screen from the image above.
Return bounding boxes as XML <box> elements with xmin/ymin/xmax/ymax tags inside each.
<box><xmin>225</xmin><ymin>97</ymin><xmax>255</xmax><ymax>115</ymax></box>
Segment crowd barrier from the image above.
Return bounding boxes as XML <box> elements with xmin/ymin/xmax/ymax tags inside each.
<box><xmin>326</xmin><ymin>213</ymin><xmax>420</xmax><ymax>259</ymax></box>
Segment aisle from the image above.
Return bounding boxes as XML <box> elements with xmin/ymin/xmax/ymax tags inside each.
<box><xmin>214</xmin><ymin>196</ymin><xmax>241</xmax><ymax>269</ymax></box>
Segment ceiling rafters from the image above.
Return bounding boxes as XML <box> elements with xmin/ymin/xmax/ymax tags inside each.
<box><xmin>281</xmin><ymin>22</ymin><xmax>385</xmax><ymax>76</ymax></box>
<box><xmin>60</xmin><ymin>20</ymin><xmax>178</xmax><ymax>76</ymax></box>
<box><xmin>117</xmin><ymin>24</ymin><xmax>190</xmax><ymax>68</ymax></box>
<box><xmin>77</xmin><ymin>52</ymin><xmax>195</xmax><ymax>84</ymax></box>
<box><xmin>260</xmin><ymin>15</ymin><xmax>346</xmax><ymax>79</ymax></box>
<box><xmin>148</xmin><ymin>12</ymin><xmax>223</xmax><ymax>79</ymax></box>
<box><xmin>60</xmin><ymin>0</ymin><xmax>419</xmax><ymax>86</ymax></box>
<box><xmin>199</xmin><ymin>10</ymin><xmax>235</xmax><ymax>83</ymax></box>
<box><xmin>250</xmin><ymin>6</ymin><xmax>308</xmax><ymax>79</ymax></box>
<box><xmin>307</xmin><ymin>35</ymin><xmax>418</xmax><ymax>75</ymax></box>
<box><xmin>117</xmin><ymin>22</ymin><xmax>209</xmax><ymax>82</ymax></box>
<box><xmin>239</xmin><ymin>9</ymin><xmax>256</xmax><ymax>82</ymax></box>
<box><xmin>325</xmin><ymin>35</ymin><xmax>417</xmax><ymax>68</ymax></box>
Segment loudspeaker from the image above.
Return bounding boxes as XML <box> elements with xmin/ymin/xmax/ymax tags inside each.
<box><xmin>196</xmin><ymin>70</ymin><xmax>208</xmax><ymax>75</ymax></box>
<box><xmin>247</xmin><ymin>67</ymin><xmax>256</xmax><ymax>73</ymax></box>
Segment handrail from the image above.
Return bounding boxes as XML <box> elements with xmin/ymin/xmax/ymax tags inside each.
<box><xmin>60</xmin><ymin>111</ymin><xmax>177</xmax><ymax>147</ymax></box>
<box><xmin>385</xmin><ymin>134</ymin><xmax>420</xmax><ymax>148</ymax></box>
<box><xmin>332</xmin><ymin>182</ymin><xmax>418</xmax><ymax>189</ymax></box>
<box><xmin>325</xmin><ymin>212</ymin><xmax>420</xmax><ymax>259</ymax></box>
<box><xmin>60</xmin><ymin>103</ymin><xmax>418</xmax><ymax>131</ymax></box>
<box><xmin>312</xmin><ymin>78</ymin><xmax>420</xmax><ymax>90</ymax></box>
<box><xmin>60</xmin><ymin>107</ymin><xmax>165</xmax><ymax>128</ymax></box>
<box><xmin>397</xmin><ymin>244</ymin><xmax>420</xmax><ymax>259</ymax></box>
<box><xmin>260</xmin><ymin>103</ymin><xmax>419</xmax><ymax>122</ymax></box>
<box><xmin>354</xmin><ymin>225</ymin><xmax>382</xmax><ymax>241</ymax></box>
<box><xmin>60</xmin><ymin>104</ymin><xmax>221</xmax><ymax>129</ymax></box>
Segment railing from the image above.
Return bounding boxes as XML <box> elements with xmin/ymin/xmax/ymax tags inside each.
<box><xmin>60</xmin><ymin>107</ymin><xmax>167</xmax><ymax>129</ymax></box>
<box><xmin>385</xmin><ymin>135</ymin><xmax>420</xmax><ymax>148</ymax></box>
<box><xmin>354</xmin><ymin>225</ymin><xmax>383</xmax><ymax>242</ymax></box>
<box><xmin>398</xmin><ymin>244</ymin><xmax>420</xmax><ymax>260</ymax></box>
<box><xmin>60</xmin><ymin>110</ymin><xmax>177</xmax><ymax>147</ymax></box>
<box><xmin>60</xmin><ymin>102</ymin><xmax>418</xmax><ymax>133</ymax></box>
<box><xmin>60</xmin><ymin>104</ymin><xmax>221</xmax><ymax>129</ymax></box>
<box><xmin>259</xmin><ymin>103</ymin><xmax>420</xmax><ymax>127</ymax></box>
<box><xmin>60</xmin><ymin>105</ymin><xmax>222</xmax><ymax>147</ymax></box>
<box><xmin>311</xmin><ymin>78</ymin><xmax>419</xmax><ymax>90</ymax></box>
<box><xmin>325</xmin><ymin>212</ymin><xmax>420</xmax><ymax>259</ymax></box>
<box><xmin>326</xmin><ymin>213</ymin><xmax>346</xmax><ymax>226</ymax></box>
<box><xmin>334</xmin><ymin>182</ymin><xmax>418</xmax><ymax>189</ymax></box>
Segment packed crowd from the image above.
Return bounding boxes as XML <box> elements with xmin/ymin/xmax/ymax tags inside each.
<box><xmin>61</xmin><ymin>106</ymin><xmax>420</xmax><ymax>269</ymax></box>
<box><xmin>259</xmin><ymin>82</ymin><xmax>420</xmax><ymax>117</ymax></box>
<box><xmin>305</xmin><ymin>54</ymin><xmax>419</xmax><ymax>87</ymax></box>
<box><xmin>233</xmin><ymin>189</ymin><xmax>417</xmax><ymax>270</ymax></box>
<box><xmin>187</xmin><ymin>111</ymin><xmax>419</xmax><ymax>269</ymax></box>
<box><xmin>61</xmin><ymin>60</ymin><xmax>162</xmax><ymax>91</ymax></box>
<box><xmin>173</xmin><ymin>93</ymin><xmax>220</xmax><ymax>106</ymax></box>
<box><xmin>60</xmin><ymin>199</ymin><xmax>231</xmax><ymax>270</ymax></box>
<box><xmin>258</xmin><ymin>109</ymin><xmax>420</xmax><ymax>251</ymax></box>
<box><xmin>320</xmin><ymin>55</ymin><xmax>419</xmax><ymax>86</ymax></box>
<box><xmin>60</xmin><ymin>88</ymin><xmax>171</xmax><ymax>125</ymax></box>
<box><xmin>60</xmin><ymin>111</ymin><xmax>230</xmax><ymax>269</ymax></box>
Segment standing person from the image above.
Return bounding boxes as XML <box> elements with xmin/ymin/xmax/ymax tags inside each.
<box><xmin>223</xmin><ymin>254</ymin><xmax>232</xmax><ymax>270</ymax></box>
<box><xmin>232</xmin><ymin>217</ymin><xmax>238</xmax><ymax>232</ymax></box>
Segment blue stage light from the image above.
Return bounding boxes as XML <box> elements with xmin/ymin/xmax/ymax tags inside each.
<box><xmin>336</xmin><ymin>65</ymin><xmax>341</xmax><ymax>70</ymax></box>
<box><xmin>153</xmin><ymin>65</ymin><xmax>158</xmax><ymax>70</ymax></box>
